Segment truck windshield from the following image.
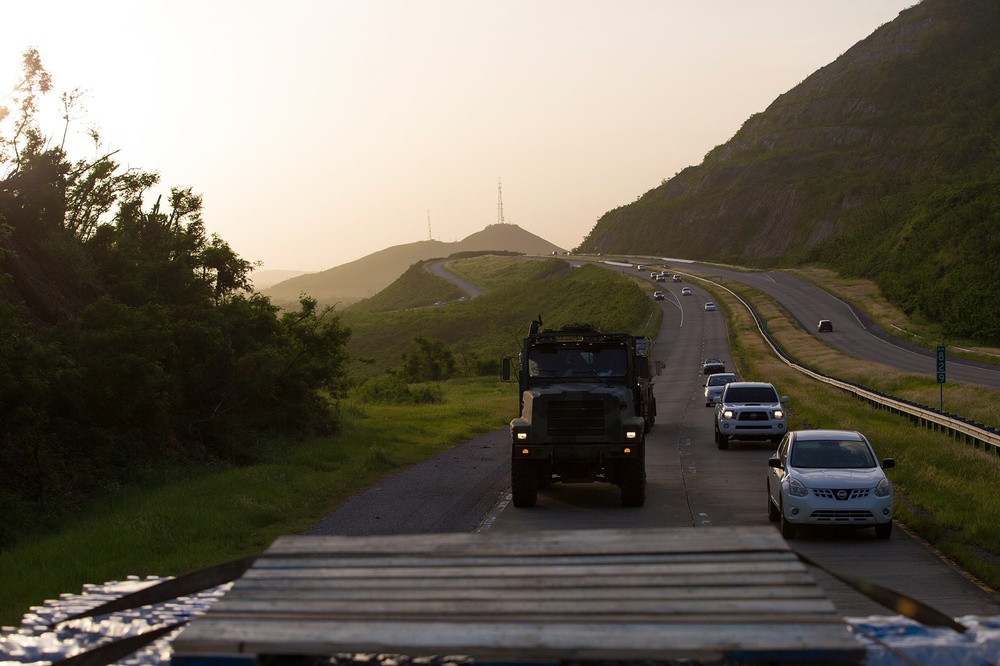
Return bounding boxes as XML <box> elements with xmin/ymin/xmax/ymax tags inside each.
<box><xmin>528</xmin><ymin>347</ymin><xmax>628</xmax><ymax>378</ymax></box>
<box><xmin>725</xmin><ymin>386</ymin><xmax>779</xmax><ymax>403</ymax></box>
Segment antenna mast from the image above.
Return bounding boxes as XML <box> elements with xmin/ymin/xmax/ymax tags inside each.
<box><xmin>427</xmin><ymin>210</ymin><xmax>432</xmax><ymax>240</ymax></box>
<box><xmin>497</xmin><ymin>178</ymin><xmax>505</xmax><ymax>225</ymax></box>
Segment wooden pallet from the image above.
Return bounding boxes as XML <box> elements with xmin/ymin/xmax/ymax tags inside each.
<box><xmin>171</xmin><ymin>527</ymin><xmax>864</xmax><ymax>665</ymax></box>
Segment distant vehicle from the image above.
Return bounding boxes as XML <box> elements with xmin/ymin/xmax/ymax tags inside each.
<box><xmin>655</xmin><ymin>274</ymin><xmax>666</xmax><ymax>282</ymax></box>
<box><xmin>704</xmin><ymin>302</ymin><xmax>716</xmax><ymax>311</ymax></box>
<box><xmin>649</xmin><ymin>272</ymin><xmax>659</xmax><ymax>279</ymax></box>
<box><xmin>817</xmin><ymin>319</ymin><xmax>833</xmax><ymax>332</ymax></box>
<box><xmin>702</xmin><ymin>358</ymin><xmax>726</xmax><ymax>375</ymax></box>
<box><xmin>637</xmin><ymin>265</ymin><xmax>645</xmax><ymax>271</ymax></box>
<box><xmin>672</xmin><ymin>275</ymin><xmax>682</xmax><ymax>282</ymax></box>
<box><xmin>681</xmin><ymin>287</ymin><xmax>692</xmax><ymax>295</ymax></box>
<box><xmin>767</xmin><ymin>429</ymin><xmax>895</xmax><ymax>539</ymax></box>
<box><xmin>704</xmin><ymin>372</ymin><xmax>738</xmax><ymax>407</ymax></box>
<box><xmin>653</xmin><ymin>291</ymin><xmax>665</xmax><ymax>301</ymax></box>
<box><xmin>434</xmin><ymin>301</ymin><xmax>446</xmax><ymax>306</ymax></box>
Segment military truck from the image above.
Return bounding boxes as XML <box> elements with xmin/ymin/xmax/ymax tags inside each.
<box><xmin>501</xmin><ymin>319</ymin><xmax>657</xmax><ymax>507</ymax></box>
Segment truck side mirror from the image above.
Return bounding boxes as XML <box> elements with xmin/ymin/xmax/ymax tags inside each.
<box><xmin>501</xmin><ymin>357</ymin><xmax>513</xmax><ymax>382</ymax></box>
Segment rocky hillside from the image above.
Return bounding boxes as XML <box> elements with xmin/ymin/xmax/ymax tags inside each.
<box><xmin>263</xmin><ymin>223</ymin><xmax>563</xmax><ymax>307</ymax></box>
<box><xmin>576</xmin><ymin>0</ymin><xmax>1000</xmax><ymax>342</ymax></box>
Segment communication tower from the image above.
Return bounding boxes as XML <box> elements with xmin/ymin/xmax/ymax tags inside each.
<box><xmin>497</xmin><ymin>178</ymin><xmax>505</xmax><ymax>225</ymax></box>
<box><xmin>427</xmin><ymin>210</ymin><xmax>432</xmax><ymax>240</ymax></box>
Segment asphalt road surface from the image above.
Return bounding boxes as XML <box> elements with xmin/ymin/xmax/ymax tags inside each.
<box><xmin>310</xmin><ymin>260</ymin><xmax>1000</xmax><ymax>619</ymax></box>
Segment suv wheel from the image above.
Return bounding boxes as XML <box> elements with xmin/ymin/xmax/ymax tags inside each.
<box><xmin>511</xmin><ymin>459</ymin><xmax>537</xmax><ymax>507</ymax></box>
<box><xmin>875</xmin><ymin>521</ymin><xmax>893</xmax><ymax>539</ymax></box>
<box><xmin>717</xmin><ymin>431</ymin><xmax>729</xmax><ymax>450</ymax></box>
<box><xmin>779</xmin><ymin>500</ymin><xmax>796</xmax><ymax>539</ymax></box>
<box><xmin>767</xmin><ymin>485</ymin><xmax>780</xmax><ymax>523</ymax></box>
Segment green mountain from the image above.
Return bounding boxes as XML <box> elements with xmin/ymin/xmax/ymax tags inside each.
<box><xmin>263</xmin><ymin>223</ymin><xmax>564</xmax><ymax>308</ymax></box>
<box><xmin>577</xmin><ymin>0</ymin><xmax>1000</xmax><ymax>343</ymax></box>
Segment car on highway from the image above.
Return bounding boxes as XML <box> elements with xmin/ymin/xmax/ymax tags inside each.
<box><xmin>766</xmin><ymin>429</ymin><xmax>895</xmax><ymax>540</ymax></box>
<box><xmin>702</xmin><ymin>358</ymin><xmax>726</xmax><ymax>375</ymax></box>
<box><xmin>715</xmin><ymin>381</ymin><xmax>788</xmax><ymax>448</ymax></box>
<box><xmin>817</xmin><ymin>319</ymin><xmax>834</xmax><ymax>332</ymax></box>
<box><xmin>704</xmin><ymin>302</ymin><xmax>716</xmax><ymax>311</ymax></box>
<box><xmin>704</xmin><ymin>372</ymin><xmax>738</xmax><ymax>407</ymax></box>
<box><xmin>649</xmin><ymin>272</ymin><xmax>659</xmax><ymax>280</ymax></box>
<box><xmin>653</xmin><ymin>291</ymin><xmax>665</xmax><ymax>301</ymax></box>
<box><xmin>681</xmin><ymin>287</ymin><xmax>691</xmax><ymax>295</ymax></box>
<box><xmin>672</xmin><ymin>275</ymin><xmax>682</xmax><ymax>282</ymax></box>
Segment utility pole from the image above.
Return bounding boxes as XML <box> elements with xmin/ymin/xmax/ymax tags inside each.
<box><xmin>497</xmin><ymin>178</ymin><xmax>505</xmax><ymax>225</ymax></box>
<box><xmin>427</xmin><ymin>210</ymin><xmax>432</xmax><ymax>241</ymax></box>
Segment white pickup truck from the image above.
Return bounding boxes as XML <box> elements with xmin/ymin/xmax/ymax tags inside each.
<box><xmin>714</xmin><ymin>381</ymin><xmax>788</xmax><ymax>450</ymax></box>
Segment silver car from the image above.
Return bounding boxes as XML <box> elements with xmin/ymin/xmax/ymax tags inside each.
<box><xmin>767</xmin><ymin>429</ymin><xmax>895</xmax><ymax>539</ymax></box>
<box><xmin>704</xmin><ymin>372</ymin><xmax>738</xmax><ymax>407</ymax></box>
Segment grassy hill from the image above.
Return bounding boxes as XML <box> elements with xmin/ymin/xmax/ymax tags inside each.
<box><xmin>577</xmin><ymin>0</ymin><xmax>1000</xmax><ymax>343</ymax></box>
<box><xmin>340</xmin><ymin>256</ymin><xmax>657</xmax><ymax>380</ymax></box>
<box><xmin>263</xmin><ymin>224</ymin><xmax>564</xmax><ymax>308</ymax></box>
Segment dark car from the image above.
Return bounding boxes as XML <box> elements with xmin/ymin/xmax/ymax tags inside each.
<box><xmin>817</xmin><ymin>319</ymin><xmax>833</xmax><ymax>332</ymax></box>
<box><xmin>702</xmin><ymin>358</ymin><xmax>726</xmax><ymax>375</ymax></box>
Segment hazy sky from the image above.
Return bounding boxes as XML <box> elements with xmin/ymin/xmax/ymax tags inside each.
<box><xmin>3</xmin><ymin>1</ymin><xmax>915</xmax><ymax>272</ymax></box>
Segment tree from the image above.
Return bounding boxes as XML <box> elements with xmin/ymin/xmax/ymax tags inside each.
<box><xmin>401</xmin><ymin>335</ymin><xmax>456</xmax><ymax>382</ymax></box>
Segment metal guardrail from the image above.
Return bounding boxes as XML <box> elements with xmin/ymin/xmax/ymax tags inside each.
<box><xmin>692</xmin><ymin>274</ymin><xmax>1000</xmax><ymax>456</ymax></box>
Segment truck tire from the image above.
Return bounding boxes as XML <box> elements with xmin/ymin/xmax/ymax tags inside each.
<box><xmin>511</xmin><ymin>459</ymin><xmax>537</xmax><ymax>507</ymax></box>
<box><xmin>619</xmin><ymin>454</ymin><xmax>646</xmax><ymax>507</ymax></box>
<box><xmin>717</xmin><ymin>430</ymin><xmax>729</xmax><ymax>450</ymax></box>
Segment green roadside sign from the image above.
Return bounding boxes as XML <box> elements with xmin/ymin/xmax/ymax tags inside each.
<box><xmin>936</xmin><ymin>345</ymin><xmax>946</xmax><ymax>384</ymax></box>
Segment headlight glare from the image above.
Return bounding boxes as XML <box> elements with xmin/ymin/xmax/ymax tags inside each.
<box><xmin>773</xmin><ymin>410</ymin><xmax>784</xmax><ymax>419</ymax></box>
<box><xmin>722</xmin><ymin>410</ymin><xmax>734</xmax><ymax>419</ymax></box>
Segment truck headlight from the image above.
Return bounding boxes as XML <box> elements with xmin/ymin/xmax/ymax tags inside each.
<box><xmin>722</xmin><ymin>410</ymin><xmax>734</xmax><ymax>419</ymax></box>
<box><xmin>516</xmin><ymin>432</ymin><xmax>527</xmax><ymax>440</ymax></box>
<box><xmin>625</xmin><ymin>430</ymin><xmax>638</xmax><ymax>439</ymax></box>
<box><xmin>772</xmin><ymin>409</ymin><xmax>784</xmax><ymax>419</ymax></box>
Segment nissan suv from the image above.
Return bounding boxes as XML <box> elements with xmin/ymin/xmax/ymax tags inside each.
<box><xmin>715</xmin><ymin>381</ymin><xmax>788</xmax><ymax>450</ymax></box>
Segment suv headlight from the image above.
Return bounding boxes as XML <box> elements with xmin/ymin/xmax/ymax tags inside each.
<box><xmin>874</xmin><ymin>477</ymin><xmax>892</xmax><ymax>497</ymax></box>
<box><xmin>788</xmin><ymin>478</ymin><xmax>808</xmax><ymax>497</ymax></box>
<box><xmin>772</xmin><ymin>409</ymin><xmax>784</xmax><ymax>419</ymax></box>
<box><xmin>722</xmin><ymin>409</ymin><xmax>734</xmax><ymax>419</ymax></box>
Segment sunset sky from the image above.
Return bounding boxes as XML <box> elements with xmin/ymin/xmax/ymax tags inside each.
<box><xmin>2</xmin><ymin>1</ymin><xmax>916</xmax><ymax>272</ymax></box>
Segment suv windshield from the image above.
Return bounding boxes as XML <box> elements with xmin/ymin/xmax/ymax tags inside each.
<box><xmin>528</xmin><ymin>347</ymin><xmax>628</xmax><ymax>379</ymax></box>
<box><xmin>725</xmin><ymin>386</ymin><xmax>779</xmax><ymax>403</ymax></box>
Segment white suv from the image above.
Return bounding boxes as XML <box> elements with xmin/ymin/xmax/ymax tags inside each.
<box><xmin>715</xmin><ymin>381</ymin><xmax>788</xmax><ymax>450</ymax></box>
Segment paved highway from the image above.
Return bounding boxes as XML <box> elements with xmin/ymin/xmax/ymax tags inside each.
<box><xmin>311</xmin><ymin>259</ymin><xmax>1000</xmax><ymax>619</ymax></box>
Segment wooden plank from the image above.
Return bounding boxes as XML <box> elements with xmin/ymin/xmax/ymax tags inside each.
<box><xmin>233</xmin><ymin>570</ymin><xmax>820</xmax><ymax>591</ymax></box>
<box><xmin>238</xmin><ymin>559</ymin><xmax>807</xmax><ymax>581</ymax></box>
<box><xmin>263</xmin><ymin>527</ymin><xmax>791</xmax><ymax>558</ymax></box>
<box><xmin>175</xmin><ymin>618</ymin><xmax>860</xmax><ymax>662</ymax></box>
<box><xmin>216</xmin><ymin>583</ymin><xmax>827</xmax><ymax>603</ymax></box>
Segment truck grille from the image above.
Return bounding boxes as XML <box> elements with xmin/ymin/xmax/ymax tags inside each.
<box><xmin>737</xmin><ymin>410</ymin><xmax>770</xmax><ymax>421</ymax></box>
<box><xmin>547</xmin><ymin>399</ymin><xmax>606</xmax><ymax>437</ymax></box>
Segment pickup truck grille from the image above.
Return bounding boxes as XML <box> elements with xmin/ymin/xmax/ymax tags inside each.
<box><xmin>737</xmin><ymin>410</ymin><xmax>771</xmax><ymax>421</ymax></box>
<box><xmin>547</xmin><ymin>399</ymin><xmax>605</xmax><ymax>437</ymax></box>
